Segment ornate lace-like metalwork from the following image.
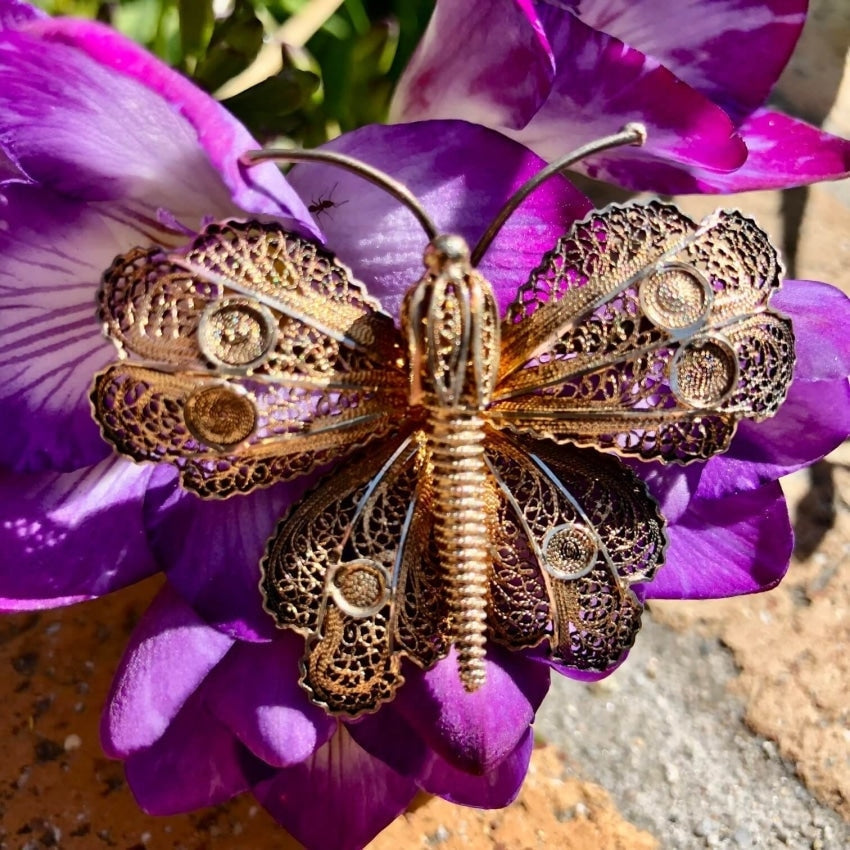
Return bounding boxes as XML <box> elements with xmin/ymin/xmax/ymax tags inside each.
<box><xmin>91</xmin><ymin>202</ymin><xmax>794</xmax><ymax>716</ymax></box>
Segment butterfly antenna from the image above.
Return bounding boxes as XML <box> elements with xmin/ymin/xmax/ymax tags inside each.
<box><xmin>241</xmin><ymin>148</ymin><xmax>439</xmax><ymax>240</ymax></box>
<box><xmin>470</xmin><ymin>123</ymin><xmax>647</xmax><ymax>266</ymax></box>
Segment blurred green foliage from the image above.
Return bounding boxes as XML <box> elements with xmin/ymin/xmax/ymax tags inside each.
<box><xmin>32</xmin><ymin>0</ymin><xmax>435</xmax><ymax>145</ymax></box>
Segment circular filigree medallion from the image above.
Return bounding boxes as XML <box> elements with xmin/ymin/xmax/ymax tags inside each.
<box><xmin>184</xmin><ymin>384</ymin><xmax>257</xmax><ymax>448</ymax></box>
<box><xmin>639</xmin><ymin>262</ymin><xmax>712</xmax><ymax>331</ymax></box>
<box><xmin>198</xmin><ymin>298</ymin><xmax>278</xmax><ymax>372</ymax></box>
<box><xmin>542</xmin><ymin>522</ymin><xmax>598</xmax><ymax>580</ymax></box>
<box><xmin>670</xmin><ymin>336</ymin><xmax>739</xmax><ymax>407</ymax></box>
<box><xmin>329</xmin><ymin>560</ymin><xmax>390</xmax><ymax>618</ymax></box>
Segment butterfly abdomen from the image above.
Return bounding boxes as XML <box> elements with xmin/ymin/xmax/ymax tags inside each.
<box><xmin>403</xmin><ymin>234</ymin><xmax>502</xmax><ymax>691</ymax></box>
<box><xmin>426</xmin><ymin>408</ymin><xmax>491</xmax><ymax>691</ymax></box>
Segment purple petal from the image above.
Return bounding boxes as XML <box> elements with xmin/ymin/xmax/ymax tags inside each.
<box><xmin>696</xmin><ymin>378</ymin><xmax>850</xmax><ymax>500</ymax></box>
<box><xmin>644</xmin><ymin>481</ymin><xmax>792</xmax><ymax>600</ymax></box>
<box><xmin>692</xmin><ymin>279</ymin><xmax>850</xmax><ymax>498</ymax></box>
<box><xmin>285</xmin><ymin>120</ymin><xmax>591</xmax><ymax>319</ymax></box>
<box><xmin>253</xmin><ymin>725</ymin><xmax>417</xmax><ymax>850</ymax></box>
<box><xmin>565</xmin><ymin>0</ymin><xmax>807</xmax><ymax>124</ymax></box>
<box><xmin>7</xmin><ymin>16</ymin><xmax>311</xmax><ymax>226</ymax></box>
<box><xmin>0</xmin><ymin>0</ymin><xmax>43</xmax><ymax>29</ymax></box>
<box><xmin>391</xmin><ymin>2</ymin><xmax>747</xmax><ymax>188</ymax></box>
<box><xmin>203</xmin><ymin>635</ymin><xmax>336</xmax><ymax>768</ymax></box>
<box><xmin>145</xmin><ymin>470</ymin><xmax>310</xmax><ymax>642</ymax></box>
<box><xmin>774</xmin><ymin>280</ymin><xmax>850</xmax><ymax>383</ymax></box>
<box><xmin>124</xmin><ymin>691</ymin><xmax>256</xmax><ymax>815</ymax></box>
<box><xmin>419</xmin><ymin>727</ymin><xmax>533</xmax><ymax>808</ymax></box>
<box><xmin>391</xmin><ymin>0</ymin><xmax>555</xmax><ymax>130</ymax></box>
<box><xmin>102</xmin><ymin>583</ymin><xmax>234</xmax><ymax>757</ymax></box>
<box><xmin>0</xmin><ymin>456</ymin><xmax>158</xmax><ymax>609</ymax></box>
<box><xmin>388</xmin><ymin>645</ymin><xmax>548</xmax><ymax>774</ymax></box>
<box><xmin>526</xmin><ymin>7</ymin><xmax>747</xmax><ymax>184</ymax></box>
<box><xmin>0</xmin><ymin>187</ymin><xmax>133</xmax><ymax>472</ymax></box>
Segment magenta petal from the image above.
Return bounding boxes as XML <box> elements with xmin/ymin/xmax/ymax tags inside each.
<box><xmin>124</xmin><ymin>691</ymin><xmax>255</xmax><ymax>815</ymax></box>
<box><xmin>566</xmin><ymin>0</ymin><xmax>807</xmax><ymax>124</ymax></box>
<box><xmin>624</xmin><ymin>110</ymin><xmax>850</xmax><ymax>194</ymax></box>
<box><xmin>420</xmin><ymin>727</ymin><xmax>533</xmax><ymax>808</ymax></box>
<box><xmin>203</xmin><ymin>636</ymin><xmax>335</xmax><ymax>768</ymax></box>
<box><xmin>0</xmin><ymin>456</ymin><xmax>158</xmax><ymax>609</ymax></box>
<box><xmin>774</xmin><ymin>280</ymin><xmax>850</xmax><ymax>382</ymax></box>
<box><xmin>644</xmin><ymin>481</ymin><xmax>791</xmax><ymax>600</ymax></box>
<box><xmin>391</xmin><ymin>0</ymin><xmax>555</xmax><ymax>130</ymax></box>
<box><xmin>0</xmin><ymin>0</ymin><xmax>43</xmax><ymax>29</ymax></box>
<box><xmin>253</xmin><ymin>725</ymin><xmax>417</xmax><ymax>850</ymax></box>
<box><xmin>17</xmin><ymin>16</ymin><xmax>312</xmax><ymax>226</ymax></box>
<box><xmin>145</xmin><ymin>471</ymin><xmax>309</xmax><ymax>642</ymax></box>
<box><xmin>286</xmin><ymin>120</ymin><xmax>590</xmax><ymax>319</ymax></box>
<box><xmin>696</xmin><ymin>378</ymin><xmax>850</xmax><ymax>500</ymax></box>
<box><xmin>102</xmin><ymin>584</ymin><xmax>234</xmax><ymax>757</ymax></box>
<box><xmin>705</xmin><ymin>109</ymin><xmax>850</xmax><ymax>191</ymax></box>
<box><xmin>389</xmin><ymin>645</ymin><xmax>548</xmax><ymax>774</ymax></box>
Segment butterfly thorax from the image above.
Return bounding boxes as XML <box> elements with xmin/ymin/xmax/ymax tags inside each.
<box><xmin>401</xmin><ymin>234</ymin><xmax>501</xmax><ymax>691</ymax></box>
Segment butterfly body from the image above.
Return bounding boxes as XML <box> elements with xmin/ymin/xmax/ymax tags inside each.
<box><xmin>91</xmin><ymin>198</ymin><xmax>793</xmax><ymax>717</ymax></box>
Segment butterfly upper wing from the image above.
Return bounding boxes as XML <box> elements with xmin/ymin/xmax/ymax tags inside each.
<box><xmin>484</xmin><ymin>431</ymin><xmax>666</xmax><ymax>671</ymax></box>
<box><xmin>261</xmin><ymin>434</ymin><xmax>450</xmax><ymax>716</ymax></box>
<box><xmin>490</xmin><ymin>202</ymin><xmax>795</xmax><ymax>463</ymax></box>
<box><xmin>91</xmin><ymin>221</ymin><xmax>410</xmax><ymax>497</ymax></box>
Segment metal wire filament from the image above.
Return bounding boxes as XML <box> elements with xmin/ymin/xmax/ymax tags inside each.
<box><xmin>239</xmin><ymin>123</ymin><xmax>647</xmax><ymax>260</ymax></box>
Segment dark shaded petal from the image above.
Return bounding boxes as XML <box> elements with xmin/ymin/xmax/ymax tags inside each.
<box><xmin>644</xmin><ymin>481</ymin><xmax>792</xmax><ymax>599</ymax></box>
<box><xmin>286</xmin><ymin>120</ymin><xmax>591</xmax><ymax>319</ymax></box>
<box><xmin>124</xmin><ymin>691</ymin><xmax>258</xmax><ymax>815</ymax></box>
<box><xmin>389</xmin><ymin>646</ymin><xmax>548</xmax><ymax>774</ymax></box>
<box><xmin>419</xmin><ymin>727</ymin><xmax>533</xmax><ymax>807</ymax></box>
<box><xmin>350</xmin><ymin>703</ymin><xmax>533</xmax><ymax>807</ymax></box>
<box><xmin>253</xmin><ymin>724</ymin><xmax>417</xmax><ymax>850</ymax></box>
<box><xmin>102</xmin><ymin>584</ymin><xmax>234</xmax><ymax>757</ymax></box>
<box><xmin>203</xmin><ymin>635</ymin><xmax>336</xmax><ymax>768</ymax></box>
<box><xmin>1</xmin><ymin>16</ymin><xmax>312</xmax><ymax>226</ymax></box>
<box><xmin>565</xmin><ymin>0</ymin><xmax>807</xmax><ymax>124</ymax></box>
<box><xmin>391</xmin><ymin>0</ymin><xmax>555</xmax><ymax>130</ymax></box>
<box><xmin>0</xmin><ymin>456</ymin><xmax>158</xmax><ymax>609</ymax></box>
<box><xmin>144</xmin><ymin>469</ymin><xmax>311</xmax><ymax>642</ymax></box>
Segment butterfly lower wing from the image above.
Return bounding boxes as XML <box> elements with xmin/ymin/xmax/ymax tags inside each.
<box><xmin>485</xmin><ymin>431</ymin><xmax>666</xmax><ymax>671</ymax></box>
<box><xmin>93</xmin><ymin>221</ymin><xmax>410</xmax><ymax>496</ymax></box>
<box><xmin>491</xmin><ymin>202</ymin><xmax>794</xmax><ymax>463</ymax></box>
<box><xmin>261</xmin><ymin>433</ymin><xmax>450</xmax><ymax>716</ymax></box>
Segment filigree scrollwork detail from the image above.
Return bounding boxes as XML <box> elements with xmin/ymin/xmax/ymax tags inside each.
<box><xmin>90</xmin><ymin>199</ymin><xmax>794</xmax><ymax>715</ymax></box>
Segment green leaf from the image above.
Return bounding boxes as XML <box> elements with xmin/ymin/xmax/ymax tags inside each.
<box><xmin>193</xmin><ymin>0</ymin><xmax>265</xmax><ymax>92</ymax></box>
<box><xmin>178</xmin><ymin>0</ymin><xmax>214</xmax><ymax>65</ymax></box>
<box><xmin>221</xmin><ymin>67</ymin><xmax>321</xmax><ymax>139</ymax></box>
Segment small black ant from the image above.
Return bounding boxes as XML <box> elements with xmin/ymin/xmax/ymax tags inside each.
<box><xmin>308</xmin><ymin>183</ymin><xmax>349</xmax><ymax>219</ymax></box>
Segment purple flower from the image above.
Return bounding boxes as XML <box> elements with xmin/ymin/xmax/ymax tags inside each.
<box><xmin>391</xmin><ymin>0</ymin><xmax>850</xmax><ymax>193</ymax></box>
<box><xmin>2</xmin><ymin>3</ymin><xmax>850</xmax><ymax>849</ymax></box>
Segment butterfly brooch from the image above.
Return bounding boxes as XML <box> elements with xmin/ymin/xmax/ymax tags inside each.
<box><xmin>90</xmin><ymin>126</ymin><xmax>795</xmax><ymax>717</ymax></box>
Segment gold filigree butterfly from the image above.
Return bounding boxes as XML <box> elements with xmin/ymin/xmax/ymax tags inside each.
<box><xmin>90</xmin><ymin>126</ymin><xmax>794</xmax><ymax>716</ymax></box>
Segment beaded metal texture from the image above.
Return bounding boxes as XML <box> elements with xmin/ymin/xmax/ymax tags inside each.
<box><xmin>91</xmin><ymin>194</ymin><xmax>794</xmax><ymax>717</ymax></box>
